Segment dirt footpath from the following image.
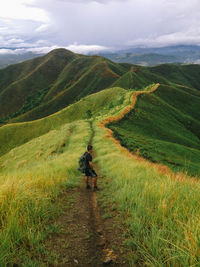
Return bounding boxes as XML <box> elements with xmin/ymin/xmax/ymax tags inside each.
<box><xmin>43</xmin><ymin>179</ymin><xmax>129</xmax><ymax>266</ymax></box>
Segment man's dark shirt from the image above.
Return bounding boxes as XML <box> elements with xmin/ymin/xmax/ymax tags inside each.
<box><xmin>85</xmin><ymin>152</ymin><xmax>92</xmax><ymax>170</ymax></box>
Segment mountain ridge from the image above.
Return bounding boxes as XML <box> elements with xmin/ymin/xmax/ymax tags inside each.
<box><xmin>0</xmin><ymin>48</ymin><xmax>200</xmax><ymax>125</ymax></box>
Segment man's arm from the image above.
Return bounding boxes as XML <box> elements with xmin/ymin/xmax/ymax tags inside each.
<box><xmin>89</xmin><ymin>161</ymin><xmax>93</xmax><ymax>169</ymax></box>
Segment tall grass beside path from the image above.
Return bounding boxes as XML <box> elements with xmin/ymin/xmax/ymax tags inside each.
<box><xmin>0</xmin><ymin>120</ymin><xmax>91</xmax><ymax>266</ymax></box>
<box><xmin>93</xmin><ymin>123</ymin><xmax>200</xmax><ymax>266</ymax></box>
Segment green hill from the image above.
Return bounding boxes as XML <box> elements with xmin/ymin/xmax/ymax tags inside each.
<box><xmin>149</xmin><ymin>64</ymin><xmax>200</xmax><ymax>89</ymax></box>
<box><xmin>0</xmin><ymin>79</ymin><xmax>200</xmax><ymax>266</ymax></box>
<box><xmin>0</xmin><ymin>50</ymin><xmax>128</xmax><ymax>123</ymax></box>
<box><xmin>0</xmin><ymin>87</ymin><xmax>132</xmax><ymax>156</ymax></box>
<box><xmin>0</xmin><ymin>49</ymin><xmax>78</xmax><ymax>119</ymax></box>
<box><xmin>111</xmin><ymin>67</ymin><xmax>170</xmax><ymax>89</ymax></box>
<box><xmin>1</xmin><ymin>48</ymin><xmax>200</xmax><ymax>124</ymax></box>
<box><xmin>108</xmin><ymin>84</ymin><xmax>200</xmax><ymax>176</ymax></box>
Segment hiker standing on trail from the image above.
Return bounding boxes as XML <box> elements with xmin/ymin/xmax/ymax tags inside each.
<box><xmin>78</xmin><ymin>145</ymin><xmax>99</xmax><ymax>191</ymax></box>
<box><xmin>85</xmin><ymin>145</ymin><xmax>99</xmax><ymax>191</ymax></box>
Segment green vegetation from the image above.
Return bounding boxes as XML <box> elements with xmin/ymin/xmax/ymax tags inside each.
<box><xmin>93</xmin><ymin>121</ymin><xmax>200</xmax><ymax>266</ymax></box>
<box><xmin>0</xmin><ymin>49</ymin><xmax>200</xmax><ymax>265</ymax></box>
<box><xmin>0</xmin><ymin>48</ymin><xmax>200</xmax><ymax>123</ymax></box>
<box><xmin>0</xmin><ymin>49</ymin><xmax>77</xmax><ymax>119</ymax></box>
<box><xmin>0</xmin><ymin>87</ymin><xmax>132</xmax><ymax>156</ymax></box>
<box><xmin>0</xmin><ymin>86</ymin><xmax>134</xmax><ymax>265</ymax></box>
<box><xmin>0</xmin><ymin>50</ymin><xmax>129</xmax><ymax>122</ymax></box>
<box><xmin>0</xmin><ymin>86</ymin><xmax>51</xmax><ymax>124</ymax></box>
<box><xmin>108</xmin><ymin>84</ymin><xmax>200</xmax><ymax>176</ymax></box>
<box><xmin>0</xmin><ymin>52</ymin><xmax>44</xmax><ymax>69</ymax></box>
<box><xmin>149</xmin><ymin>64</ymin><xmax>200</xmax><ymax>90</ymax></box>
<box><xmin>0</xmin><ymin>120</ymin><xmax>91</xmax><ymax>266</ymax></box>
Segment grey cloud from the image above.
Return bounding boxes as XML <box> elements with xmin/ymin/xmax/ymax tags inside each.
<box><xmin>1</xmin><ymin>0</ymin><xmax>200</xmax><ymax>53</ymax></box>
<box><xmin>56</xmin><ymin>0</ymin><xmax>127</xmax><ymax>3</ymax></box>
<box><xmin>127</xmin><ymin>30</ymin><xmax>200</xmax><ymax>47</ymax></box>
<box><xmin>32</xmin><ymin>0</ymin><xmax>200</xmax><ymax>47</ymax></box>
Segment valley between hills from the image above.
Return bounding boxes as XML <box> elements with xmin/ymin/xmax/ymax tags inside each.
<box><xmin>0</xmin><ymin>48</ymin><xmax>200</xmax><ymax>266</ymax></box>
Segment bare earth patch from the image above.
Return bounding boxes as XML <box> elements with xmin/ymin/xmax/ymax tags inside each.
<box><xmin>43</xmin><ymin>179</ymin><xmax>129</xmax><ymax>266</ymax></box>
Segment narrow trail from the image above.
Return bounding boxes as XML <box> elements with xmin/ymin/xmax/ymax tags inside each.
<box><xmin>43</xmin><ymin>84</ymin><xmax>160</xmax><ymax>266</ymax></box>
<box><xmin>98</xmin><ymin>83</ymin><xmax>161</xmax><ymax>162</ymax></box>
<box><xmin>97</xmin><ymin>83</ymin><xmax>173</xmax><ymax>176</ymax></box>
<box><xmin>99</xmin><ymin>83</ymin><xmax>160</xmax><ymax>127</ymax></box>
<box><xmin>43</xmin><ymin>122</ymin><xmax>129</xmax><ymax>266</ymax></box>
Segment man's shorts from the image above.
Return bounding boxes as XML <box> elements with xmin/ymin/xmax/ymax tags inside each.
<box><xmin>85</xmin><ymin>168</ymin><xmax>97</xmax><ymax>178</ymax></box>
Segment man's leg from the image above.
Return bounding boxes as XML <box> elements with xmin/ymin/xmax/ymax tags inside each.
<box><xmin>85</xmin><ymin>176</ymin><xmax>91</xmax><ymax>189</ymax></box>
<box><xmin>93</xmin><ymin>176</ymin><xmax>98</xmax><ymax>188</ymax></box>
<box><xmin>93</xmin><ymin>173</ymin><xmax>99</xmax><ymax>191</ymax></box>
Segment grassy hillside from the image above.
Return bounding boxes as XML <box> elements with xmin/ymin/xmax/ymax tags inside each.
<box><xmin>0</xmin><ymin>49</ymin><xmax>78</xmax><ymax>119</ymax></box>
<box><xmin>0</xmin><ymin>48</ymin><xmax>200</xmax><ymax>124</ymax></box>
<box><xmin>149</xmin><ymin>64</ymin><xmax>200</xmax><ymax>89</ymax></box>
<box><xmin>0</xmin><ymin>120</ymin><xmax>91</xmax><ymax>265</ymax></box>
<box><xmin>0</xmin><ymin>52</ymin><xmax>45</xmax><ymax>69</ymax></box>
<box><xmin>0</xmin><ymin>87</ymin><xmax>132</xmax><ymax>156</ymax></box>
<box><xmin>44</xmin><ymin>56</ymin><xmax>128</xmax><ymax>101</ymax></box>
<box><xmin>94</xmin><ymin>120</ymin><xmax>200</xmax><ymax>266</ymax></box>
<box><xmin>108</xmin><ymin>84</ymin><xmax>200</xmax><ymax>176</ymax></box>
<box><xmin>0</xmin><ymin>84</ymin><xmax>200</xmax><ymax>265</ymax></box>
<box><xmin>0</xmin><ymin>51</ymin><xmax>129</xmax><ymax>123</ymax></box>
<box><xmin>111</xmin><ymin>67</ymin><xmax>170</xmax><ymax>89</ymax></box>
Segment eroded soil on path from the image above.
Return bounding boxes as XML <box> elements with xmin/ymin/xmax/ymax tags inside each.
<box><xmin>43</xmin><ymin>180</ymin><xmax>129</xmax><ymax>266</ymax></box>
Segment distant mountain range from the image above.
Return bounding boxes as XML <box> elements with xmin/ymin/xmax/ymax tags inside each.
<box><xmin>98</xmin><ymin>45</ymin><xmax>200</xmax><ymax>66</ymax></box>
<box><xmin>1</xmin><ymin>45</ymin><xmax>200</xmax><ymax>68</ymax></box>
<box><xmin>0</xmin><ymin>52</ymin><xmax>44</xmax><ymax>69</ymax></box>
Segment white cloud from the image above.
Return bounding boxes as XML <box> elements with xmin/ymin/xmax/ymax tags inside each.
<box><xmin>0</xmin><ymin>0</ymin><xmax>49</xmax><ymax>22</ymax></box>
<box><xmin>1</xmin><ymin>0</ymin><xmax>200</xmax><ymax>51</ymax></box>
<box><xmin>0</xmin><ymin>49</ymin><xmax>16</xmax><ymax>54</ymax></box>
<box><xmin>0</xmin><ymin>43</ymin><xmax>110</xmax><ymax>55</ymax></box>
<box><xmin>0</xmin><ymin>27</ymin><xmax>8</xmax><ymax>33</ymax></box>
<box><xmin>127</xmin><ymin>28</ymin><xmax>200</xmax><ymax>48</ymax></box>
<box><xmin>35</xmin><ymin>24</ymin><xmax>50</xmax><ymax>32</ymax></box>
<box><xmin>6</xmin><ymin>38</ymin><xmax>25</xmax><ymax>44</ymax></box>
<box><xmin>56</xmin><ymin>0</ymin><xmax>128</xmax><ymax>3</ymax></box>
<box><xmin>65</xmin><ymin>44</ymin><xmax>110</xmax><ymax>54</ymax></box>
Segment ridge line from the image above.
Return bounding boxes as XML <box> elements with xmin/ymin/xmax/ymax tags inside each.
<box><xmin>99</xmin><ymin>83</ymin><xmax>160</xmax><ymax>127</ymax></box>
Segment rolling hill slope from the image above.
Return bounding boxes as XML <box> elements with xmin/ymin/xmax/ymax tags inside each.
<box><xmin>108</xmin><ymin>84</ymin><xmax>200</xmax><ymax>175</ymax></box>
<box><xmin>0</xmin><ymin>50</ymin><xmax>129</xmax><ymax>123</ymax></box>
<box><xmin>0</xmin><ymin>87</ymin><xmax>132</xmax><ymax>156</ymax></box>
<box><xmin>0</xmin><ymin>49</ymin><xmax>78</xmax><ymax>118</ymax></box>
<box><xmin>0</xmin><ymin>80</ymin><xmax>200</xmax><ymax>265</ymax></box>
<box><xmin>0</xmin><ymin>48</ymin><xmax>200</xmax><ymax>124</ymax></box>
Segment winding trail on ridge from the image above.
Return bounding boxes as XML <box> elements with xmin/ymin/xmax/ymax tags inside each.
<box><xmin>43</xmin><ymin>84</ymin><xmax>160</xmax><ymax>266</ymax></box>
<box><xmin>98</xmin><ymin>83</ymin><xmax>161</xmax><ymax>163</ymax></box>
<box><xmin>99</xmin><ymin>83</ymin><xmax>160</xmax><ymax>128</ymax></box>
<box><xmin>97</xmin><ymin>83</ymin><xmax>176</xmax><ymax>177</ymax></box>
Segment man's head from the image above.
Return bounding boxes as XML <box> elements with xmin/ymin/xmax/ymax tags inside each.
<box><xmin>87</xmin><ymin>145</ymin><xmax>93</xmax><ymax>153</ymax></box>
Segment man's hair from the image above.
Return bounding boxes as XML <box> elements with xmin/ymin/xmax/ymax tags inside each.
<box><xmin>87</xmin><ymin>145</ymin><xmax>93</xmax><ymax>151</ymax></box>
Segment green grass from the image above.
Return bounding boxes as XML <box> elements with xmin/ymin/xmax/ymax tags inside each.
<box><xmin>0</xmin><ymin>49</ymin><xmax>77</xmax><ymax>119</ymax></box>
<box><xmin>0</xmin><ymin>86</ymin><xmax>134</xmax><ymax>265</ymax></box>
<box><xmin>0</xmin><ymin>50</ymin><xmax>127</xmax><ymax>122</ymax></box>
<box><xmin>1</xmin><ymin>48</ymin><xmax>200</xmax><ymax>123</ymax></box>
<box><xmin>93</xmin><ymin>121</ymin><xmax>200</xmax><ymax>266</ymax></box>
<box><xmin>0</xmin><ymin>87</ymin><xmax>132</xmax><ymax>156</ymax></box>
<box><xmin>0</xmin><ymin>120</ymin><xmax>91</xmax><ymax>266</ymax></box>
<box><xmin>149</xmin><ymin>64</ymin><xmax>200</xmax><ymax>90</ymax></box>
<box><xmin>0</xmin><ymin>82</ymin><xmax>200</xmax><ymax>265</ymax></box>
<box><xmin>108</xmin><ymin>84</ymin><xmax>200</xmax><ymax>176</ymax></box>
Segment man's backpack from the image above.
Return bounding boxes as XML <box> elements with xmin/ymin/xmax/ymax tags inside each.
<box><xmin>78</xmin><ymin>152</ymin><xmax>88</xmax><ymax>173</ymax></box>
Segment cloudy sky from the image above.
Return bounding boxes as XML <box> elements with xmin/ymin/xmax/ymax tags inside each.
<box><xmin>0</xmin><ymin>0</ymin><xmax>200</xmax><ymax>54</ymax></box>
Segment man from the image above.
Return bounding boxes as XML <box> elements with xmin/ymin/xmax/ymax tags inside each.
<box><xmin>85</xmin><ymin>145</ymin><xmax>99</xmax><ymax>191</ymax></box>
